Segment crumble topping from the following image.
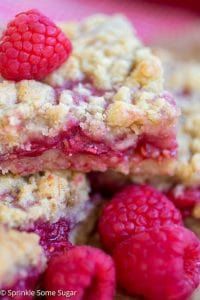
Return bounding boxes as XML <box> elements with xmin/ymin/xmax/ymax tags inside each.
<box><xmin>18</xmin><ymin>80</ymin><xmax>55</xmax><ymax>106</ymax></box>
<box><xmin>0</xmin><ymin>15</ymin><xmax>178</xmax><ymax>156</ymax></box>
<box><xmin>56</xmin><ymin>15</ymin><xmax>163</xmax><ymax>91</ymax></box>
<box><xmin>0</xmin><ymin>227</ymin><xmax>46</xmax><ymax>288</ymax></box>
<box><xmin>0</xmin><ymin>170</ymin><xmax>90</xmax><ymax>228</ymax></box>
<box><xmin>70</xmin><ymin>196</ymin><xmax>103</xmax><ymax>245</ymax></box>
<box><xmin>0</xmin><ymin>81</ymin><xmax>17</xmax><ymax>107</ymax></box>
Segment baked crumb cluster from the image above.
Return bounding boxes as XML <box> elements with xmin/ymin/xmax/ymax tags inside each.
<box><xmin>0</xmin><ymin>227</ymin><xmax>46</xmax><ymax>288</ymax></box>
<box><xmin>0</xmin><ymin>15</ymin><xmax>177</xmax><ymax>161</ymax></box>
<box><xmin>157</xmin><ymin>50</ymin><xmax>200</xmax><ymax>187</ymax></box>
<box><xmin>0</xmin><ymin>170</ymin><xmax>90</xmax><ymax>229</ymax></box>
<box><xmin>52</xmin><ymin>15</ymin><xmax>163</xmax><ymax>90</ymax></box>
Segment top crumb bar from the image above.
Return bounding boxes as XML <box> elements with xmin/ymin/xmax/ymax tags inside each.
<box><xmin>0</xmin><ymin>15</ymin><xmax>178</xmax><ymax>175</ymax></box>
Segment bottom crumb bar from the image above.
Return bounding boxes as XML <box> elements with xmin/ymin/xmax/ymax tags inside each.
<box><xmin>0</xmin><ymin>170</ymin><xmax>97</xmax><ymax>257</ymax></box>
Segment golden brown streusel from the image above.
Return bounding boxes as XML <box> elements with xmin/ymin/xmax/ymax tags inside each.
<box><xmin>54</xmin><ymin>15</ymin><xmax>163</xmax><ymax>91</ymax></box>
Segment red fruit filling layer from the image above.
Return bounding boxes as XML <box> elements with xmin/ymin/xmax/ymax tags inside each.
<box><xmin>3</xmin><ymin>126</ymin><xmax>176</xmax><ymax>161</ymax></box>
<box><xmin>27</xmin><ymin>218</ymin><xmax>72</xmax><ymax>258</ymax></box>
<box><xmin>0</xmin><ymin>125</ymin><xmax>177</xmax><ymax>176</ymax></box>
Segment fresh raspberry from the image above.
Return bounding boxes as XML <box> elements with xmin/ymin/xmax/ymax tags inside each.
<box><xmin>98</xmin><ymin>184</ymin><xmax>183</xmax><ymax>251</ymax></box>
<box><xmin>44</xmin><ymin>245</ymin><xmax>115</xmax><ymax>300</ymax></box>
<box><xmin>114</xmin><ymin>225</ymin><xmax>200</xmax><ymax>300</ymax></box>
<box><xmin>0</xmin><ymin>9</ymin><xmax>72</xmax><ymax>81</ymax></box>
<box><xmin>167</xmin><ymin>186</ymin><xmax>200</xmax><ymax>212</ymax></box>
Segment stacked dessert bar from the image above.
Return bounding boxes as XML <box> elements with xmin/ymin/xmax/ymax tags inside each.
<box><xmin>0</xmin><ymin>10</ymin><xmax>199</xmax><ymax>300</ymax></box>
<box><xmin>0</xmin><ymin>15</ymin><xmax>178</xmax><ymax>176</ymax></box>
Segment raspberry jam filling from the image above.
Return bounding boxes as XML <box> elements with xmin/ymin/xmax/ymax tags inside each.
<box><xmin>27</xmin><ymin>219</ymin><xmax>72</xmax><ymax>258</ymax></box>
<box><xmin>1</xmin><ymin>125</ymin><xmax>177</xmax><ymax>165</ymax></box>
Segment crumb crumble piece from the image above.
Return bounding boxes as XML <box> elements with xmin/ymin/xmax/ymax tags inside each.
<box><xmin>0</xmin><ymin>170</ymin><xmax>90</xmax><ymax>228</ymax></box>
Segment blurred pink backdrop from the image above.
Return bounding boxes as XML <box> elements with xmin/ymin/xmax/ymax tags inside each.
<box><xmin>0</xmin><ymin>0</ymin><xmax>199</xmax><ymax>43</ymax></box>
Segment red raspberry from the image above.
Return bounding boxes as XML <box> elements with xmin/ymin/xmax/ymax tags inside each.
<box><xmin>167</xmin><ymin>186</ymin><xmax>200</xmax><ymax>211</ymax></box>
<box><xmin>114</xmin><ymin>225</ymin><xmax>200</xmax><ymax>300</ymax></box>
<box><xmin>0</xmin><ymin>9</ymin><xmax>72</xmax><ymax>81</ymax></box>
<box><xmin>98</xmin><ymin>184</ymin><xmax>182</xmax><ymax>251</ymax></box>
<box><xmin>44</xmin><ymin>245</ymin><xmax>115</xmax><ymax>300</ymax></box>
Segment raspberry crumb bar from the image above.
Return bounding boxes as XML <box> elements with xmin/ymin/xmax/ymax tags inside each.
<box><xmin>0</xmin><ymin>227</ymin><xmax>46</xmax><ymax>298</ymax></box>
<box><xmin>0</xmin><ymin>15</ymin><xmax>178</xmax><ymax>176</ymax></box>
<box><xmin>152</xmin><ymin>50</ymin><xmax>200</xmax><ymax>191</ymax></box>
<box><xmin>160</xmin><ymin>50</ymin><xmax>200</xmax><ymax>187</ymax></box>
<box><xmin>0</xmin><ymin>170</ymin><xmax>95</xmax><ymax>256</ymax></box>
<box><xmin>121</xmin><ymin>49</ymin><xmax>200</xmax><ymax>190</ymax></box>
<box><xmin>160</xmin><ymin>52</ymin><xmax>200</xmax><ymax>249</ymax></box>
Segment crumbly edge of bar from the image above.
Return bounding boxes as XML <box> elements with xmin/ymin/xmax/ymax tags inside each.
<box><xmin>153</xmin><ymin>49</ymin><xmax>200</xmax><ymax>187</ymax></box>
<box><xmin>0</xmin><ymin>227</ymin><xmax>46</xmax><ymax>288</ymax></box>
<box><xmin>128</xmin><ymin>50</ymin><xmax>200</xmax><ymax>186</ymax></box>
<box><xmin>70</xmin><ymin>196</ymin><xmax>104</xmax><ymax>245</ymax></box>
<box><xmin>0</xmin><ymin>170</ymin><xmax>90</xmax><ymax>228</ymax></box>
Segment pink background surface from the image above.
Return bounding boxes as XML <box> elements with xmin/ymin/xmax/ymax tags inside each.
<box><xmin>0</xmin><ymin>0</ymin><xmax>199</xmax><ymax>43</ymax></box>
